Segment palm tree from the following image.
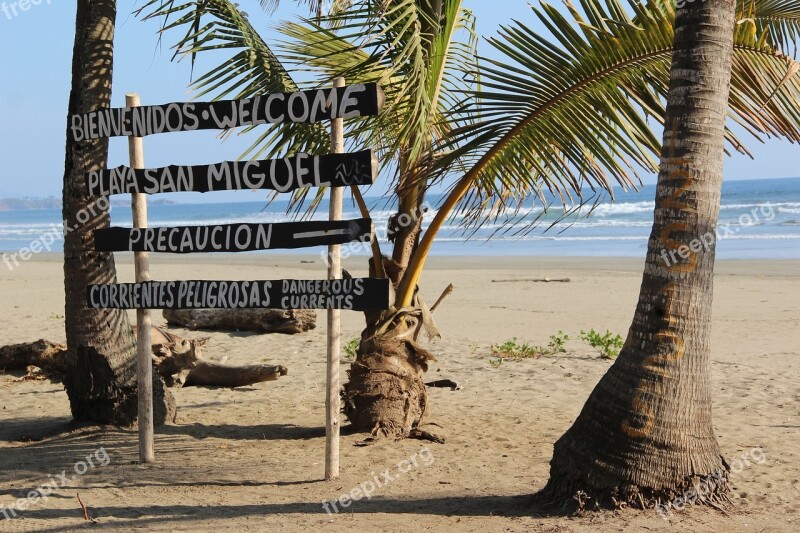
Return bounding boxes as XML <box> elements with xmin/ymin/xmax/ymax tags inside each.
<box><xmin>539</xmin><ymin>0</ymin><xmax>744</xmax><ymax>511</ymax></box>
<box><xmin>64</xmin><ymin>0</ymin><xmax>176</xmax><ymax>425</ymax></box>
<box><xmin>139</xmin><ymin>0</ymin><xmax>800</xmax><ymax>439</ymax></box>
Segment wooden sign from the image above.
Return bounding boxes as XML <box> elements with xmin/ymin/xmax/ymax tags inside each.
<box><xmin>86</xmin><ymin>278</ymin><xmax>391</xmax><ymax>311</ymax></box>
<box><xmin>86</xmin><ymin>150</ymin><xmax>376</xmax><ymax>196</ymax></box>
<box><xmin>94</xmin><ymin>218</ymin><xmax>373</xmax><ymax>254</ymax></box>
<box><xmin>70</xmin><ymin>83</ymin><xmax>383</xmax><ymax>141</ymax></box>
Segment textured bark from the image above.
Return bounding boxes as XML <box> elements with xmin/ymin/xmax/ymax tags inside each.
<box><xmin>540</xmin><ymin>0</ymin><xmax>736</xmax><ymax>511</ymax></box>
<box><xmin>62</xmin><ymin>0</ymin><xmax>175</xmax><ymax>426</ymax></box>
<box><xmin>387</xmin><ymin>184</ymin><xmax>424</xmax><ymax>281</ymax></box>
<box><xmin>0</xmin><ymin>327</ymin><xmax>283</xmax><ymax>391</ymax></box>
<box><xmin>163</xmin><ymin>308</ymin><xmax>316</xmax><ymax>334</ymax></box>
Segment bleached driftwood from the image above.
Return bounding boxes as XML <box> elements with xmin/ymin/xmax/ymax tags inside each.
<box><xmin>149</xmin><ymin>326</ymin><xmax>288</xmax><ymax>388</ymax></box>
<box><xmin>1</xmin><ymin>327</ymin><xmax>288</xmax><ymax>388</ymax></box>
<box><xmin>163</xmin><ymin>308</ymin><xmax>316</xmax><ymax>334</ymax></box>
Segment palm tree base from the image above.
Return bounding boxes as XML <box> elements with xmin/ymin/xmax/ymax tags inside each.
<box><xmin>536</xmin><ymin>470</ymin><xmax>731</xmax><ymax>514</ymax></box>
<box><xmin>65</xmin><ymin>345</ymin><xmax>177</xmax><ymax>427</ymax></box>
<box><xmin>342</xmin><ymin>328</ymin><xmax>435</xmax><ymax>439</ymax></box>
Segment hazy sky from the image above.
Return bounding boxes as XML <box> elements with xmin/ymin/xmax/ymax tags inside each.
<box><xmin>0</xmin><ymin>0</ymin><xmax>797</xmax><ymax>203</ymax></box>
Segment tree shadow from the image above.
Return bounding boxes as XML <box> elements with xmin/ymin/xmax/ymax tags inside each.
<box><xmin>0</xmin><ymin>416</ymin><xmax>97</xmax><ymax>443</ymax></box>
<box><xmin>4</xmin><ymin>494</ymin><xmax>538</xmax><ymax>532</ymax></box>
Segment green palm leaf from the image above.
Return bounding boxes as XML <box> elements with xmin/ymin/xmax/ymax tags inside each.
<box><xmin>395</xmin><ymin>0</ymin><xmax>800</xmax><ymax>304</ymax></box>
<box><xmin>434</xmin><ymin>0</ymin><xmax>800</xmax><ymax>229</ymax></box>
<box><xmin>744</xmin><ymin>0</ymin><xmax>800</xmax><ymax>53</ymax></box>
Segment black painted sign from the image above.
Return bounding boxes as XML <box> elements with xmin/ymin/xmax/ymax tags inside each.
<box><xmin>87</xmin><ymin>278</ymin><xmax>391</xmax><ymax>311</ymax></box>
<box><xmin>94</xmin><ymin>218</ymin><xmax>373</xmax><ymax>253</ymax></box>
<box><xmin>86</xmin><ymin>150</ymin><xmax>376</xmax><ymax>196</ymax></box>
<box><xmin>71</xmin><ymin>83</ymin><xmax>383</xmax><ymax>141</ymax></box>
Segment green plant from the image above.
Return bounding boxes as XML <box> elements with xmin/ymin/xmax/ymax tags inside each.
<box><xmin>489</xmin><ymin>331</ymin><xmax>570</xmax><ymax>364</ymax></box>
<box><xmin>343</xmin><ymin>337</ymin><xmax>360</xmax><ymax>362</ymax></box>
<box><xmin>580</xmin><ymin>329</ymin><xmax>624</xmax><ymax>359</ymax></box>
<box><xmin>548</xmin><ymin>331</ymin><xmax>570</xmax><ymax>354</ymax></box>
<box><xmin>490</xmin><ymin>338</ymin><xmax>546</xmax><ymax>360</ymax></box>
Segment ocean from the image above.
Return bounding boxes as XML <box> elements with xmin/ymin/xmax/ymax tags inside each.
<box><xmin>1</xmin><ymin>177</ymin><xmax>799</xmax><ymax>260</ymax></box>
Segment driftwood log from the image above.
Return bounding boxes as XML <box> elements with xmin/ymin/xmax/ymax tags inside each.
<box><xmin>150</xmin><ymin>326</ymin><xmax>288</xmax><ymax>388</ymax></box>
<box><xmin>1</xmin><ymin>327</ymin><xmax>287</xmax><ymax>388</ymax></box>
<box><xmin>183</xmin><ymin>361</ymin><xmax>287</xmax><ymax>387</ymax></box>
<box><xmin>0</xmin><ymin>340</ymin><xmax>67</xmax><ymax>374</ymax></box>
<box><xmin>163</xmin><ymin>308</ymin><xmax>316</xmax><ymax>334</ymax></box>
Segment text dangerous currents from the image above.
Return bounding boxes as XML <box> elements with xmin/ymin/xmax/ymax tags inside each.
<box><xmin>86</xmin><ymin>279</ymin><xmax>391</xmax><ymax>311</ymax></box>
<box><xmin>70</xmin><ymin>84</ymin><xmax>382</xmax><ymax>141</ymax></box>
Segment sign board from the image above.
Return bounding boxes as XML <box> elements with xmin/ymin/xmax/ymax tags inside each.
<box><xmin>94</xmin><ymin>218</ymin><xmax>373</xmax><ymax>254</ymax></box>
<box><xmin>83</xmin><ymin>81</ymin><xmax>384</xmax><ymax>473</ymax></box>
<box><xmin>70</xmin><ymin>83</ymin><xmax>383</xmax><ymax>141</ymax></box>
<box><xmin>87</xmin><ymin>278</ymin><xmax>391</xmax><ymax>311</ymax></box>
<box><xmin>85</xmin><ymin>150</ymin><xmax>376</xmax><ymax>196</ymax></box>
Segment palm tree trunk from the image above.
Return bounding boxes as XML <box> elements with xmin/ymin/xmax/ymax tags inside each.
<box><xmin>539</xmin><ymin>0</ymin><xmax>736</xmax><ymax>510</ymax></box>
<box><xmin>63</xmin><ymin>0</ymin><xmax>175</xmax><ymax>426</ymax></box>
<box><xmin>343</xmin><ymin>173</ymin><xmax>434</xmax><ymax>439</ymax></box>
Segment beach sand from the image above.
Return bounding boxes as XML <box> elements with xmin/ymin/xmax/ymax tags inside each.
<box><xmin>0</xmin><ymin>254</ymin><xmax>798</xmax><ymax>532</ymax></box>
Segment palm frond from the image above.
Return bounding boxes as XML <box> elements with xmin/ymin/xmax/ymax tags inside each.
<box><xmin>275</xmin><ymin>0</ymin><xmax>480</xmax><ymax>205</ymax></box>
<box><xmin>434</xmin><ymin>0</ymin><xmax>800</xmax><ymax>230</ymax></box>
<box><xmin>137</xmin><ymin>0</ymin><xmax>337</xmax><ymax>214</ymax></box>
<box><xmin>745</xmin><ymin>0</ymin><xmax>800</xmax><ymax>55</ymax></box>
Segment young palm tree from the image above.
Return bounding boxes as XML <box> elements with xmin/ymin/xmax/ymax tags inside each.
<box><xmin>139</xmin><ymin>0</ymin><xmax>800</xmax><ymax>439</ymax></box>
<box><xmin>64</xmin><ymin>0</ymin><xmax>175</xmax><ymax>425</ymax></box>
<box><xmin>539</xmin><ymin>0</ymin><xmax>742</xmax><ymax>511</ymax></box>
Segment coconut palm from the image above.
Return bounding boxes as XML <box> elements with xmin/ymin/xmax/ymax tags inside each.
<box><xmin>138</xmin><ymin>0</ymin><xmax>800</xmax><ymax>439</ymax></box>
<box><xmin>540</xmin><ymin>0</ymin><xmax>742</xmax><ymax>511</ymax></box>
<box><xmin>64</xmin><ymin>0</ymin><xmax>175</xmax><ymax>425</ymax></box>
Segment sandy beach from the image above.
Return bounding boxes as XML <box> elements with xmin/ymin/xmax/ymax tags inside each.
<box><xmin>0</xmin><ymin>253</ymin><xmax>798</xmax><ymax>532</ymax></box>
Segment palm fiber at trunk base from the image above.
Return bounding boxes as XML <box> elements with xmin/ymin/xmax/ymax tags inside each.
<box><xmin>343</xmin><ymin>333</ymin><xmax>435</xmax><ymax>437</ymax></box>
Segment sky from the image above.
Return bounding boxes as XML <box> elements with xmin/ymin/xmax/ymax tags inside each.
<box><xmin>0</xmin><ymin>0</ymin><xmax>797</xmax><ymax>204</ymax></box>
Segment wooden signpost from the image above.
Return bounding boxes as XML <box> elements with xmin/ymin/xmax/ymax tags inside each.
<box><xmin>72</xmin><ymin>80</ymin><xmax>386</xmax><ymax>478</ymax></box>
<box><xmin>127</xmin><ymin>93</ymin><xmax>154</xmax><ymax>464</ymax></box>
<box><xmin>326</xmin><ymin>77</ymin><xmax>346</xmax><ymax>480</ymax></box>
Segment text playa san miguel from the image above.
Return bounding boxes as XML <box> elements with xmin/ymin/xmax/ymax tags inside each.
<box><xmin>86</xmin><ymin>150</ymin><xmax>376</xmax><ymax>196</ymax></box>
